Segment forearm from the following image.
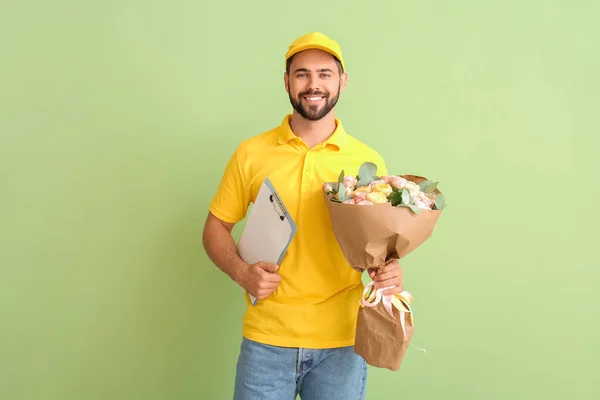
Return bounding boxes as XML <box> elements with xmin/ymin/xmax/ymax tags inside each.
<box><xmin>202</xmin><ymin>215</ymin><xmax>248</xmax><ymax>285</ymax></box>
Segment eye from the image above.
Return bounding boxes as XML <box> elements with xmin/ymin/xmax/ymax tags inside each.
<box><xmin>320</xmin><ymin>73</ymin><xmax>331</xmax><ymax>78</ymax></box>
<box><xmin>296</xmin><ymin>73</ymin><xmax>307</xmax><ymax>78</ymax></box>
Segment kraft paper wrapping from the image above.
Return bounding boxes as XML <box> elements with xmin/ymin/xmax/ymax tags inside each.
<box><xmin>354</xmin><ymin>300</ymin><xmax>413</xmax><ymax>371</ymax></box>
<box><xmin>323</xmin><ymin>175</ymin><xmax>443</xmax><ymax>272</ymax></box>
<box><xmin>324</xmin><ymin>175</ymin><xmax>443</xmax><ymax>371</ymax></box>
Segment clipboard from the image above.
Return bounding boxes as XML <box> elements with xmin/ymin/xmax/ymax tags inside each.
<box><xmin>237</xmin><ymin>177</ymin><xmax>297</xmax><ymax>305</ymax></box>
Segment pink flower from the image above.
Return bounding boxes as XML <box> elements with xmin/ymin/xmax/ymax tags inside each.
<box><xmin>353</xmin><ymin>191</ymin><xmax>367</xmax><ymax>203</ymax></box>
<box><xmin>343</xmin><ymin>175</ymin><xmax>358</xmax><ymax>189</ymax></box>
<box><xmin>357</xmin><ymin>200</ymin><xmax>374</xmax><ymax>206</ymax></box>
<box><xmin>417</xmin><ymin>192</ymin><xmax>434</xmax><ymax>208</ymax></box>
<box><xmin>389</xmin><ymin>176</ymin><xmax>408</xmax><ymax>190</ymax></box>
<box><xmin>343</xmin><ymin>199</ymin><xmax>356</xmax><ymax>204</ymax></box>
<box><xmin>415</xmin><ymin>199</ymin><xmax>432</xmax><ymax>210</ymax></box>
<box><xmin>323</xmin><ymin>183</ymin><xmax>333</xmax><ymax>193</ymax></box>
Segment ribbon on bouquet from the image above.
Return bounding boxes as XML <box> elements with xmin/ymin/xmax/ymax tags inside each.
<box><xmin>361</xmin><ymin>281</ymin><xmax>426</xmax><ymax>353</ymax></box>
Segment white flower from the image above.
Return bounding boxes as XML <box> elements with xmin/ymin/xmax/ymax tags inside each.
<box><xmin>404</xmin><ymin>181</ymin><xmax>421</xmax><ymax>198</ymax></box>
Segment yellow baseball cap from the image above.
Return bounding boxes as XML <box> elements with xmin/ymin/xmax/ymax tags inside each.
<box><xmin>285</xmin><ymin>32</ymin><xmax>345</xmax><ymax>71</ymax></box>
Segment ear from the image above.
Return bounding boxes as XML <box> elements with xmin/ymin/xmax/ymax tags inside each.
<box><xmin>339</xmin><ymin>72</ymin><xmax>348</xmax><ymax>93</ymax></box>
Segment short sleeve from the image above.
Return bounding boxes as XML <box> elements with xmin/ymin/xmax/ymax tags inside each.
<box><xmin>208</xmin><ymin>148</ymin><xmax>251</xmax><ymax>224</ymax></box>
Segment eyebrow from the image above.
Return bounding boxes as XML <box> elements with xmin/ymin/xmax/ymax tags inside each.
<box><xmin>294</xmin><ymin>68</ymin><xmax>334</xmax><ymax>73</ymax></box>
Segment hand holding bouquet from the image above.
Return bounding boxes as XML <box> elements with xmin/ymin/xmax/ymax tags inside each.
<box><xmin>322</xmin><ymin>162</ymin><xmax>446</xmax><ymax>371</ymax></box>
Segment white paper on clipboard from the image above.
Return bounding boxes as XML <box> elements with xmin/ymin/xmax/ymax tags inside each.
<box><xmin>237</xmin><ymin>177</ymin><xmax>297</xmax><ymax>305</ymax></box>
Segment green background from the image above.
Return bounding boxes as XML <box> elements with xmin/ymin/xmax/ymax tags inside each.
<box><xmin>2</xmin><ymin>1</ymin><xmax>599</xmax><ymax>399</ymax></box>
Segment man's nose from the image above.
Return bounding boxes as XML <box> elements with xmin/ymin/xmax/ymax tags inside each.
<box><xmin>306</xmin><ymin>75</ymin><xmax>321</xmax><ymax>91</ymax></box>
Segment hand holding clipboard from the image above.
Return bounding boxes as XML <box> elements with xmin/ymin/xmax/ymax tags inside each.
<box><xmin>237</xmin><ymin>178</ymin><xmax>297</xmax><ymax>305</ymax></box>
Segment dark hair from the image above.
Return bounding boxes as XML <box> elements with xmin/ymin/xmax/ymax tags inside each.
<box><xmin>286</xmin><ymin>53</ymin><xmax>344</xmax><ymax>75</ymax></box>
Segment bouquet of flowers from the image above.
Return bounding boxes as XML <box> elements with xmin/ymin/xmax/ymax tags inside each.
<box><xmin>322</xmin><ymin>161</ymin><xmax>446</xmax><ymax>371</ymax></box>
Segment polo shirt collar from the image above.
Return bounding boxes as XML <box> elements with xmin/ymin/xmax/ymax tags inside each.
<box><xmin>276</xmin><ymin>114</ymin><xmax>347</xmax><ymax>150</ymax></box>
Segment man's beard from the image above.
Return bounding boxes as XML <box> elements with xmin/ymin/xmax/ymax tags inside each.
<box><xmin>288</xmin><ymin>85</ymin><xmax>340</xmax><ymax>121</ymax></box>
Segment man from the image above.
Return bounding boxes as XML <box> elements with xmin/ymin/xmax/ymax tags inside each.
<box><xmin>202</xmin><ymin>32</ymin><xmax>404</xmax><ymax>400</ymax></box>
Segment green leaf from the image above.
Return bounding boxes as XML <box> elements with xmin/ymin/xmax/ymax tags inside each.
<box><xmin>434</xmin><ymin>194</ymin><xmax>446</xmax><ymax>210</ymax></box>
<box><xmin>396</xmin><ymin>203</ymin><xmax>420</xmax><ymax>214</ymax></box>
<box><xmin>389</xmin><ymin>191</ymin><xmax>403</xmax><ymax>206</ymax></box>
<box><xmin>419</xmin><ymin>180</ymin><xmax>439</xmax><ymax>193</ymax></box>
<box><xmin>401</xmin><ymin>189</ymin><xmax>411</xmax><ymax>205</ymax></box>
<box><xmin>337</xmin><ymin>170</ymin><xmax>345</xmax><ymax>186</ymax></box>
<box><xmin>338</xmin><ymin>187</ymin><xmax>351</xmax><ymax>202</ymax></box>
<box><xmin>358</xmin><ymin>162</ymin><xmax>378</xmax><ymax>180</ymax></box>
<box><xmin>357</xmin><ymin>176</ymin><xmax>375</xmax><ymax>187</ymax></box>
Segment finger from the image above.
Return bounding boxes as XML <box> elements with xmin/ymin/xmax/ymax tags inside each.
<box><xmin>368</xmin><ymin>269</ymin><xmax>377</xmax><ymax>279</ymax></box>
<box><xmin>378</xmin><ymin>261</ymin><xmax>400</xmax><ymax>274</ymax></box>
<box><xmin>258</xmin><ymin>281</ymin><xmax>280</xmax><ymax>292</ymax></box>
<box><xmin>375</xmin><ymin>276</ymin><xmax>403</xmax><ymax>290</ymax></box>
<box><xmin>260</xmin><ymin>275</ymin><xmax>281</xmax><ymax>286</ymax></box>
<box><xmin>257</xmin><ymin>262</ymin><xmax>279</xmax><ymax>273</ymax></box>
<box><xmin>374</xmin><ymin>270</ymin><xmax>399</xmax><ymax>282</ymax></box>
<box><xmin>256</xmin><ymin>286</ymin><xmax>279</xmax><ymax>299</ymax></box>
<box><xmin>260</xmin><ymin>270</ymin><xmax>282</xmax><ymax>283</ymax></box>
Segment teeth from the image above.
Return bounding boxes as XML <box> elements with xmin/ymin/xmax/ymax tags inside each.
<box><xmin>306</xmin><ymin>97</ymin><xmax>323</xmax><ymax>101</ymax></box>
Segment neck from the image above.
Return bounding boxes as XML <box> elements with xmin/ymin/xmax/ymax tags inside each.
<box><xmin>289</xmin><ymin>111</ymin><xmax>337</xmax><ymax>149</ymax></box>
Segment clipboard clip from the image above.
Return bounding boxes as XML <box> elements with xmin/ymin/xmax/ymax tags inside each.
<box><xmin>269</xmin><ymin>194</ymin><xmax>287</xmax><ymax>221</ymax></box>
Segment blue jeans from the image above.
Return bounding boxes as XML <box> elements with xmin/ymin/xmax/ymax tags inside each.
<box><xmin>233</xmin><ymin>337</ymin><xmax>368</xmax><ymax>400</ymax></box>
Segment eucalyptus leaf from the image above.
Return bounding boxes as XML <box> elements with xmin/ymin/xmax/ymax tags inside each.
<box><xmin>338</xmin><ymin>170</ymin><xmax>345</xmax><ymax>186</ymax></box>
<box><xmin>357</xmin><ymin>176</ymin><xmax>376</xmax><ymax>187</ymax></box>
<box><xmin>396</xmin><ymin>203</ymin><xmax>420</xmax><ymax>214</ymax></box>
<box><xmin>358</xmin><ymin>162</ymin><xmax>378</xmax><ymax>180</ymax></box>
<box><xmin>338</xmin><ymin>187</ymin><xmax>352</xmax><ymax>202</ymax></box>
<box><xmin>418</xmin><ymin>180</ymin><xmax>431</xmax><ymax>191</ymax></box>
<box><xmin>434</xmin><ymin>194</ymin><xmax>446</xmax><ymax>210</ymax></box>
<box><xmin>401</xmin><ymin>189</ymin><xmax>411</xmax><ymax>205</ymax></box>
<box><xmin>419</xmin><ymin>180</ymin><xmax>439</xmax><ymax>193</ymax></box>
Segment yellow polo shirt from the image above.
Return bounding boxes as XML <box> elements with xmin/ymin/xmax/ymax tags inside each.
<box><xmin>209</xmin><ymin>114</ymin><xmax>387</xmax><ymax>349</ymax></box>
